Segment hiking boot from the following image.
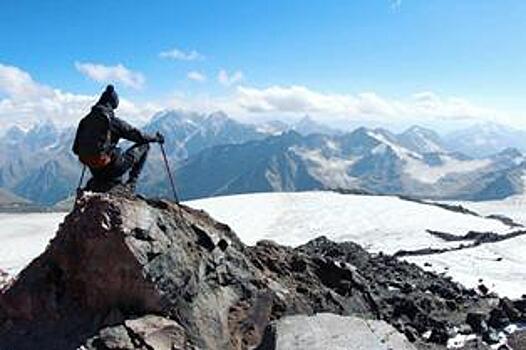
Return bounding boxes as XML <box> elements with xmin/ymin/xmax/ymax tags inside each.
<box><xmin>125</xmin><ymin>179</ymin><xmax>137</xmax><ymax>193</ymax></box>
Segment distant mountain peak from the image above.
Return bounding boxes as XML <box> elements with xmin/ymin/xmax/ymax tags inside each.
<box><xmin>291</xmin><ymin>115</ymin><xmax>340</xmax><ymax>136</ymax></box>
<box><xmin>398</xmin><ymin>125</ymin><xmax>446</xmax><ymax>154</ymax></box>
<box><xmin>498</xmin><ymin>147</ymin><xmax>523</xmax><ymax>157</ymax></box>
<box><xmin>297</xmin><ymin>115</ymin><xmax>315</xmax><ymax>123</ymax></box>
<box><xmin>444</xmin><ymin>122</ymin><xmax>526</xmax><ymax>158</ymax></box>
<box><xmin>208</xmin><ymin>110</ymin><xmax>228</xmax><ymax>120</ymax></box>
<box><xmin>404</xmin><ymin>125</ymin><xmax>437</xmax><ymax>135</ymax></box>
<box><xmin>150</xmin><ymin>109</ymin><xmax>203</xmax><ymax>124</ymax></box>
<box><xmin>4</xmin><ymin>125</ymin><xmax>26</xmax><ymax>142</ymax></box>
<box><xmin>28</xmin><ymin>119</ymin><xmax>57</xmax><ymax>133</ymax></box>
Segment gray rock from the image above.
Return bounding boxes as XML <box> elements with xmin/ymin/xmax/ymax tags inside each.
<box><xmin>85</xmin><ymin>325</ymin><xmax>135</xmax><ymax>349</ymax></box>
<box><xmin>85</xmin><ymin>315</ymin><xmax>189</xmax><ymax>350</ymax></box>
<box><xmin>270</xmin><ymin>313</ymin><xmax>417</xmax><ymax>350</ymax></box>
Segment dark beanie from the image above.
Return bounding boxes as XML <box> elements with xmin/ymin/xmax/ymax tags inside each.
<box><xmin>97</xmin><ymin>85</ymin><xmax>119</xmax><ymax>109</ymax></box>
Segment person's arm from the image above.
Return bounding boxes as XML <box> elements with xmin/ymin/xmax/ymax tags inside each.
<box><xmin>111</xmin><ymin>116</ymin><xmax>159</xmax><ymax>144</ymax></box>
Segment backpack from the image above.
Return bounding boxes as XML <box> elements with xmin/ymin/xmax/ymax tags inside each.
<box><xmin>75</xmin><ymin>108</ymin><xmax>113</xmax><ymax>168</ymax></box>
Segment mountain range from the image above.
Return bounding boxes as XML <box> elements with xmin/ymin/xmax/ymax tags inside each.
<box><xmin>1</xmin><ymin>111</ymin><xmax>526</xmax><ymax>206</ymax></box>
<box><xmin>164</xmin><ymin>126</ymin><xmax>525</xmax><ymax>201</ymax></box>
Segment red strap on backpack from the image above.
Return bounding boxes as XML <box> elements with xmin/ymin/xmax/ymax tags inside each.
<box><xmin>79</xmin><ymin>154</ymin><xmax>112</xmax><ymax>169</ymax></box>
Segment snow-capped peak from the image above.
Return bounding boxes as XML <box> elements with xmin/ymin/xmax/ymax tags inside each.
<box><xmin>398</xmin><ymin>125</ymin><xmax>446</xmax><ymax>154</ymax></box>
<box><xmin>366</xmin><ymin>129</ymin><xmax>422</xmax><ymax>160</ymax></box>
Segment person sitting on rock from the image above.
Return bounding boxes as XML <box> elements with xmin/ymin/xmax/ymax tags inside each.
<box><xmin>72</xmin><ymin>85</ymin><xmax>164</xmax><ymax>193</ymax></box>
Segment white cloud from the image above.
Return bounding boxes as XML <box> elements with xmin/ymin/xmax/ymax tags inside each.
<box><xmin>230</xmin><ymin>85</ymin><xmax>498</xmax><ymax>123</ymax></box>
<box><xmin>0</xmin><ymin>64</ymin><xmax>53</xmax><ymax>100</ymax></box>
<box><xmin>234</xmin><ymin>85</ymin><xmax>392</xmax><ymax>116</ymax></box>
<box><xmin>218</xmin><ymin>69</ymin><xmax>244</xmax><ymax>86</ymax></box>
<box><xmin>187</xmin><ymin>71</ymin><xmax>206</xmax><ymax>82</ymax></box>
<box><xmin>159</xmin><ymin>48</ymin><xmax>204</xmax><ymax>61</ymax></box>
<box><xmin>0</xmin><ymin>63</ymin><xmax>515</xmax><ymax>131</ymax></box>
<box><xmin>409</xmin><ymin>91</ymin><xmax>494</xmax><ymax>119</ymax></box>
<box><xmin>75</xmin><ymin>62</ymin><xmax>145</xmax><ymax>89</ymax></box>
<box><xmin>0</xmin><ymin>63</ymin><xmax>156</xmax><ymax>128</ymax></box>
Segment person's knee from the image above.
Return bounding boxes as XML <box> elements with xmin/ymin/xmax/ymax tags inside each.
<box><xmin>132</xmin><ymin>143</ymin><xmax>149</xmax><ymax>158</ymax></box>
<box><xmin>140</xmin><ymin>143</ymin><xmax>150</xmax><ymax>153</ymax></box>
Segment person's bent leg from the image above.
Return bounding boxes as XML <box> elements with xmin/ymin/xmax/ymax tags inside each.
<box><xmin>85</xmin><ymin>148</ymin><xmax>131</xmax><ymax>192</ymax></box>
<box><xmin>86</xmin><ymin>165</ymin><xmax>125</xmax><ymax>192</ymax></box>
<box><xmin>124</xmin><ymin>143</ymin><xmax>150</xmax><ymax>186</ymax></box>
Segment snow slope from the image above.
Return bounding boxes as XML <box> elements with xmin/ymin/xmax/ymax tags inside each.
<box><xmin>186</xmin><ymin>191</ymin><xmax>511</xmax><ymax>253</ymax></box>
<box><xmin>405</xmin><ymin>235</ymin><xmax>526</xmax><ymax>298</ymax></box>
<box><xmin>448</xmin><ymin>194</ymin><xmax>526</xmax><ymax>226</ymax></box>
<box><xmin>0</xmin><ymin>212</ymin><xmax>66</xmax><ymax>274</ymax></box>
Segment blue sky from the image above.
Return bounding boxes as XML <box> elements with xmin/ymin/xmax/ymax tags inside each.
<box><xmin>1</xmin><ymin>0</ymin><xmax>526</xmax><ymax>129</ymax></box>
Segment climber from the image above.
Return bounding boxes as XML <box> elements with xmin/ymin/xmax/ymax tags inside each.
<box><xmin>72</xmin><ymin>85</ymin><xmax>164</xmax><ymax>193</ymax></box>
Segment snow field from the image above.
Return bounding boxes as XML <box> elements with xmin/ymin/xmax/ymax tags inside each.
<box><xmin>0</xmin><ymin>212</ymin><xmax>67</xmax><ymax>274</ymax></box>
<box><xmin>187</xmin><ymin>191</ymin><xmax>511</xmax><ymax>253</ymax></box>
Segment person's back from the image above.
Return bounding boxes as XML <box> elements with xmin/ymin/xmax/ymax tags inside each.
<box><xmin>73</xmin><ymin>85</ymin><xmax>164</xmax><ymax>193</ymax></box>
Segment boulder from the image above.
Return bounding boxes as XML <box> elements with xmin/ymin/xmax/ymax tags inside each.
<box><xmin>84</xmin><ymin>314</ymin><xmax>189</xmax><ymax>350</ymax></box>
<box><xmin>0</xmin><ymin>193</ymin><xmax>259</xmax><ymax>349</ymax></box>
<box><xmin>262</xmin><ymin>313</ymin><xmax>417</xmax><ymax>350</ymax></box>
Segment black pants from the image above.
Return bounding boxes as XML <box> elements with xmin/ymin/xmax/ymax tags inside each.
<box><xmin>88</xmin><ymin>143</ymin><xmax>150</xmax><ymax>188</ymax></box>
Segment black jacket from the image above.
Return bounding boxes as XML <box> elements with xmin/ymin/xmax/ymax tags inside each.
<box><xmin>73</xmin><ymin>104</ymin><xmax>156</xmax><ymax>156</ymax></box>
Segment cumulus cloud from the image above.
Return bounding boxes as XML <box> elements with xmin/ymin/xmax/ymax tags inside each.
<box><xmin>0</xmin><ymin>63</ymin><xmax>510</xmax><ymax>131</ymax></box>
<box><xmin>409</xmin><ymin>91</ymin><xmax>494</xmax><ymax>119</ymax></box>
<box><xmin>0</xmin><ymin>64</ymin><xmax>54</xmax><ymax>100</ymax></box>
<box><xmin>0</xmin><ymin>63</ymin><xmax>155</xmax><ymax>128</ymax></box>
<box><xmin>234</xmin><ymin>85</ymin><xmax>397</xmax><ymax>116</ymax></box>
<box><xmin>187</xmin><ymin>71</ymin><xmax>206</xmax><ymax>82</ymax></box>
<box><xmin>218</xmin><ymin>69</ymin><xmax>244</xmax><ymax>87</ymax></box>
<box><xmin>75</xmin><ymin>62</ymin><xmax>145</xmax><ymax>89</ymax></box>
<box><xmin>159</xmin><ymin>48</ymin><xmax>204</xmax><ymax>61</ymax></box>
<box><xmin>158</xmin><ymin>84</ymin><xmax>501</xmax><ymax>128</ymax></box>
<box><xmin>231</xmin><ymin>85</ymin><xmax>496</xmax><ymax>123</ymax></box>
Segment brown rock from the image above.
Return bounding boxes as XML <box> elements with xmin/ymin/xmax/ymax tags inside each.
<box><xmin>85</xmin><ymin>315</ymin><xmax>189</xmax><ymax>350</ymax></box>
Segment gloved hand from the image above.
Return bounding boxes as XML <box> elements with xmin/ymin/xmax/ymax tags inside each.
<box><xmin>155</xmin><ymin>132</ymin><xmax>165</xmax><ymax>144</ymax></box>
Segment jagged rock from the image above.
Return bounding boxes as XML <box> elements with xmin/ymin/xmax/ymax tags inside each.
<box><xmin>500</xmin><ymin>298</ymin><xmax>521</xmax><ymax>322</ymax></box>
<box><xmin>84</xmin><ymin>315</ymin><xmax>189</xmax><ymax>350</ymax></box>
<box><xmin>0</xmin><ymin>192</ymin><xmax>257</xmax><ymax>349</ymax></box>
<box><xmin>508</xmin><ymin>329</ymin><xmax>526</xmax><ymax>349</ymax></box>
<box><xmin>428</xmin><ymin>327</ymin><xmax>449</xmax><ymax>345</ymax></box>
<box><xmin>466</xmin><ymin>313</ymin><xmax>489</xmax><ymax>334</ymax></box>
<box><xmin>478</xmin><ymin>284</ymin><xmax>490</xmax><ymax>295</ymax></box>
<box><xmin>85</xmin><ymin>325</ymin><xmax>136</xmax><ymax>349</ymax></box>
<box><xmin>0</xmin><ymin>192</ymin><xmax>524</xmax><ymax>349</ymax></box>
<box><xmin>261</xmin><ymin>313</ymin><xmax>417</xmax><ymax>350</ymax></box>
<box><xmin>488</xmin><ymin>307</ymin><xmax>510</xmax><ymax>329</ymax></box>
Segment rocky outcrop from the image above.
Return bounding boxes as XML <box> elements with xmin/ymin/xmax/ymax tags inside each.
<box><xmin>0</xmin><ymin>192</ymin><xmax>525</xmax><ymax>349</ymax></box>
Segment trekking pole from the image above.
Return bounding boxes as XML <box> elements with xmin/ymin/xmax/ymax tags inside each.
<box><xmin>159</xmin><ymin>143</ymin><xmax>180</xmax><ymax>203</ymax></box>
<box><xmin>76</xmin><ymin>165</ymin><xmax>87</xmax><ymax>198</ymax></box>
